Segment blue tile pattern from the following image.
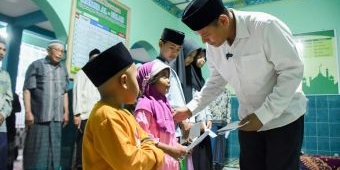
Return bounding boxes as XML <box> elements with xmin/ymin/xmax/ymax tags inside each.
<box><xmin>226</xmin><ymin>95</ymin><xmax>340</xmax><ymax>159</ymax></box>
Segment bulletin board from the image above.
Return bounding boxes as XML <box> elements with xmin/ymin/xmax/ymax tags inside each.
<box><xmin>66</xmin><ymin>0</ymin><xmax>131</xmax><ymax>78</ymax></box>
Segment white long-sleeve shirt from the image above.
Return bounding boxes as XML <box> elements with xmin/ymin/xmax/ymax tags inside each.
<box><xmin>73</xmin><ymin>69</ymin><xmax>100</xmax><ymax>120</ymax></box>
<box><xmin>187</xmin><ymin>10</ymin><xmax>306</xmax><ymax>131</ymax></box>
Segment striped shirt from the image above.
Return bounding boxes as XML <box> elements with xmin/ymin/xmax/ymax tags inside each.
<box><xmin>23</xmin><ymin>57</ymin><xmax>68</xmax><ymax>122</ymax></box>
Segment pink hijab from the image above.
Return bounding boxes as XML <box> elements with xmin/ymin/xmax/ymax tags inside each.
<box><xmin>135</xmin><ymin>61</ymin><xmax>175</xmax><ymax>134</ymax></box>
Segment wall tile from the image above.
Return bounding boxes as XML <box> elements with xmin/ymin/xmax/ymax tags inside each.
<box><xmin>316</xmin><ymin>95</ymin><xmax>328</xmax><ymax>108</ymax></box>
<box><xmin>317</xmin><ymin>123</ymin><xmax>330</xmax><ymax>137</ymax></box>
<box><xmin>329</xmin><ymin>123</ymin><xmax>340</xmax><ymax>138</ymax></box>
<box><xmin>304</xmin><ymin>136</ymin><xmax>317</xmax><ymax>151</ymax></box>
<box><xmin>329</xmin><ymin>109</ymin><xmax>340</xmax><ymax>123</ymax></box>
<box><xmin>226</xmin><ymin>95</ymin><xmax>340</xmax><ymax>159</ymax></box>
<box><xmin>327</xmin><ymin>95</ymin><xmax>340</xmax><ymax>109</ymax></box>
<box><xmin>317</xmin><ymin>137</ymin><xmax>330</xmax><ymax>151</ymax></box>
<box><xmin>304</xmin><ymin>122</ymin><xmax>317</xmax><ymax>136</ymax></box>
<box><xmin>305</xmin><ymin>108</ymin><xmax>317</xmax><ymax>123</ymax></box>
<box><xmin>330</xmin><ymin>137</ymin><xmax>340</xmax><ymax>152</ymax></box>
<box><xmin>306</xmin><ymin>96</ymin><xmax>316</xmax><ymax>109</ymax></box>
<box><xmin>316</xmin><ymin>109</ymin><xmax>329</xmax><ymax>122</ymax></box>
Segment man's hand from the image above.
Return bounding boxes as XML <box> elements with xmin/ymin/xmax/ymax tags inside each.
<box><xmin>239</xmin><ymin>113</ymin><xmax>263</xmax><ymax>131</ymax></box>
<box><xmin>63</xmin><ymin>112</ymin><xmax>69</xmax><ymax>128</ymax></box>
<box><xmin>73</xmin><ymin>114</ymin><xmax>81</xmax><ymax>128</ymax></box>
<box><xmin>0</xmin><ymin>114</ymin><xmax>4</xmax><ymax>126</ymax></box>
<box><xmin>25</xmin><ymin>111</ymin><xmax>34</xmax><ymax>126</ymax></box>
<box><xmin>206</xmin><ymin>120</ymin><xmax>212</xmax><ymax>129</ymax></box>
<box><xmin>173</xmin><ymin>107</ymin><xmax>192</xmax><ymax>123</ymax></box>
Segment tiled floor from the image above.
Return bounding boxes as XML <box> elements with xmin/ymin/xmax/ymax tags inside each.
<box><xmin>12</xmin><ymin>149</ymin><xmax>240</xmax><ymax>170</ymax></box>
<box><xmin>13</xmin><ymin>150</ymin><xmax>22</xmax><ymax>170</ymax></box>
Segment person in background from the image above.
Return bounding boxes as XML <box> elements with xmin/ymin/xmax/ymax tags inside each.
<box><xmin>0</xmin><ymin>37</ymin><xmax>13</xmax><ymax>170</ymax></box>
<box><xmin>174</xmin><ymin>38</ymin><xmax>213</xmax><ymax>170</ymax></box>
<box><xmin>23</xmin><ymin>39</ymin><xmax>69</xmax><ymax>170</ymax></box>
<box><xmin>174</xmin><ymin>0</ymin><xmax>306</xmax><ymax>170</ymax></box>
<box><xmin>6</xmin><ymin>93</ymin><xmax>21</xmax><ymax>170</ymax></box>
<box><xmin>153</xmin><ymin>28</ymin><xmax>194</xmax><ymax>170</ymax></box>
<box><xmin>82</xmin><ymin>42</ymin><xmax>164</xmax><ymax>170</ymax></box>
<box><xmin>72</xmin><ymin>48</ymin><xmax>101</xmax><ymax>170</ymax></box>
<box><xmin>134</xmin><ymin>61</ymin><xmax>188</xmax><ymax>170</ymax></box>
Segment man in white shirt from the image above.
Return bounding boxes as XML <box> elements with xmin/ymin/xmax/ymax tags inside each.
<box><xmin>174</xmin><ymin>0</ymin><xmax>306</xmax><ymax>169</ymax></box>
<box><xmin>72</xmin><ymin>49</ymin><xmax>101</xmax><ymax>170</ymax></box>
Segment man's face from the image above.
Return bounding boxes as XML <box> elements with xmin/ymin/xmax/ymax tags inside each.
<box><xmin>0</xmin><ymin>42</ymin><xmax>7</xmax><ymax>61</ymax></box>
<box><xmin>196</xmin><ymin>16</ymin><xmax>228</xmax><ymax>47</ymax></box>
<box><xmin>47</xmin><ymin>44</ymin><xmax>64</xmax><ymax>64</ymax></box>
<box><xmin>159</xmin><ymin>41</ymin><xmax>182</xmax><ymax>62</ymax></box>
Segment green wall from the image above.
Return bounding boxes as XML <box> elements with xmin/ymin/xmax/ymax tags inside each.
<box><xmin>41</xmin><ymin>0</ymin><xmax>201</xmax><ymax>56</ymax></box>
<box><xmin>239</xmin><ymin>0</ymin><xmax>340</xmax><ymax>71</ymax></box>
<box><xmin>38</xmin><ymin>0</ymin><xmax>340</xmax><ymax>78</ymax></box>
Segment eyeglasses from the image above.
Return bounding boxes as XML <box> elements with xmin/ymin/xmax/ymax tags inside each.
<box><xmin>50</xmin><ymin>47</ymin><xmax>65</xmax><ymax>53</ymax></box>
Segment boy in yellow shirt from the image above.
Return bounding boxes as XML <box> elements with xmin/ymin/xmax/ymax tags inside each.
<box><xmin>82</xmin><ymin>42</ymin><xmax>164</xmax><ymax>170</ymax></box>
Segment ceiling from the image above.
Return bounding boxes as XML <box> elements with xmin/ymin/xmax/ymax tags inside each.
<box><xmin>0</xmin><ymin>0</ymin><xmax>281</xmax><ymax>36</ymax></box>
<box><xmin>153</xmin><ymin>0</ymin><xmax>282</xmax><ymax>17</ymax></box>
<box><xmin>0</xmin><ymin>0</ymin><xmax>53</xmax><ymax>33</ymax></box>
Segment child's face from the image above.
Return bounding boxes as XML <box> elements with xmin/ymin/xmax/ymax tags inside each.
<box><xmin>124</xmin><ymin>64</ymin><xmax>140</xmax><ymax>104</ymax></box>
<box><xmin>184</xmin><ymin>50</ymin><xmax>199</xmax><ymax>66</ymax></box>
<box><xmin>159</xmin><ymin>41</ymin><xmax>181</xmax><ymax>62</ymax></box>
<box><xmin>153</xmin><ymin>69</ymin><xmax>170</xmax><ymax>95</ymax></box>
<box><xmin>195</xmin><ymin>52</ymin><xmax>206</xmax><ymax>68</ymax></box>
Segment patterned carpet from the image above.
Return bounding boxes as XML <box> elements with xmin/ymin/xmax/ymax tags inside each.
<box><xmin>300</xmin><ymin>155</ymin><xmax>340</xmax><ymax>170</ymax></box>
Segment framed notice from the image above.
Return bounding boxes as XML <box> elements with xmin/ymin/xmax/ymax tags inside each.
<box><xmin>294</xmin><ymin>30</ymin><xmax>339</xmax><ymax>94</ymax></box>
<box><xmin>66</xmin><ymin>0</ymin><xmax>131</xmax><ymax>78</ymax></box>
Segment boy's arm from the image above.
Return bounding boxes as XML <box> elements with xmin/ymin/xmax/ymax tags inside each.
<box><xmin>92</xmin><ymin>112</ymin><xmax>164</xmax><ymax>170</ymax></box>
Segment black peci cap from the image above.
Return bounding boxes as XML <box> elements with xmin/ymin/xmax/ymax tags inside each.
<box><xmin>160</xmin><ymin>28</ymin><xmax>185</xmax><ymax>45</ymax></box>
<box><xmin>89</xmin><ymin>48</ymin><xmax>100</xmax><ymax>58</ymax></box>
<box><xmin>82</xmin><ymin>42</ymin><xmax>133</xmax><ymax>87</ymax></box>
<box><xmin>181</xmin><ymin>0</ymin><xmax>225</xmax><ymax>31</ymax></box>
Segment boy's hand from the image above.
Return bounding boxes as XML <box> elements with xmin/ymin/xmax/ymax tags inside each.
<box><xmin>239</xmin><ymin>113</ymin><xmax>263</xmax><ymax>131</ymax></box>
<box><xmin>168</xmin><ymin>144</ymin><xmax>188</xmax><ymax>161</ymax></box>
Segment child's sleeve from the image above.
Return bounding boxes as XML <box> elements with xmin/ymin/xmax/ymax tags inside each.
<box><xmin>92</xmin><ymin>110</ymin><xmax>164</xmax><ymax>170</ymax></box>
<box><xmin>134</xmin><ymin>109</ymin><xmax>157</xmax><ymax>139</ymax></box>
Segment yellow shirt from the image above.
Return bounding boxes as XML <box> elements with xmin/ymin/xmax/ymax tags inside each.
<box><xmin>83</xmin><ymin>101</ymin><xmax>164</xmax><ymax>170</ymax></box>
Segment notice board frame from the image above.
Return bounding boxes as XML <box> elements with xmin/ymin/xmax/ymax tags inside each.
<box><xmin>66</xmin><ymin>0</ymin><xmax>131</xmax><ymax>79</ymax></box>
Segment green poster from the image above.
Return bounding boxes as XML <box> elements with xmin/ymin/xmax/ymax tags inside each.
<box><xmin>294</xmin><ymin>30</ymin><xmax>339</xmax><ymax>94</ymax></box>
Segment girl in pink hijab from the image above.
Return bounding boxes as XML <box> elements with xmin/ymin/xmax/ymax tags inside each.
<box><xmin>135</xmin><ymin>61</ymin><xmax>187</xmax><ymax>170</ymax></box>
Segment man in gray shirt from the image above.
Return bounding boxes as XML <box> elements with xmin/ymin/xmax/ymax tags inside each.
<box><xmin>23</xmin><ymin>40</ymin><xmax>69</xmax><ymax>170</ymax></box>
